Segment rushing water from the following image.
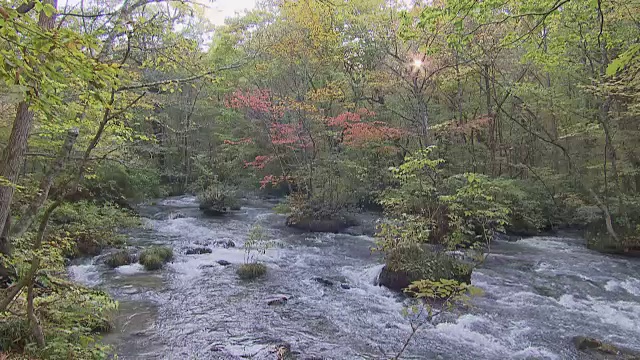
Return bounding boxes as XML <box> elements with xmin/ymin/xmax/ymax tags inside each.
<box><xmin>68</xmin><ymin>196</ymin><xmax>640</xmax><ymax>359</ymax></box>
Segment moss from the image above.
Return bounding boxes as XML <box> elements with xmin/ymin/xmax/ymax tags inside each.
<box><xmin>237</xmin><ymin>263</ymin><xmax>267</xmax><ymax>280</ymax></box>
<box><xmin>573</xmin><ymin>336</ymin><xmax>640</xmax><ymax>357</ymax></box>
<box><xmin>104</xmin><ymin>250</ymin><xmax>136</xmax><ymax>268</ymax></box>
<box><xmin>379</xmin><ymin>245</ymin><xmax>473</xmax><ymax>292</ymax></box>
<box><xmin>139</xmin><ymin>246</ymin><xmax>173</xmax><ymax>271</ymax></box>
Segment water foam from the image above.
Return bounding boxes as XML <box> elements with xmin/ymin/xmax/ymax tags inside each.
<box><xmin>115</xmin><ymin>263</ymin><xmax>145</xmax><ymax>275</ymax></box>
<box><xmin>558</xmin><ymin>294</ymin><xmax>640</xmax><ymax>333</ymax></box>
<box><xmin>159</xmin><ymin>196</ymin><xmax>198</xmax><ymax>207</ymax></box>
<box><xmin>605</xmin><ymin>278</ymin><xmax>640</xmax><ymax>296</ymax></box>
<box><xmin>68</xmin><ymin>264</ymin><xmax>102</xmax><ymax>286</ymax></box>
<box><xmin>432</xmin><ymin>314</ymin><xmax>506</xmax><ymax>356</ymax></box>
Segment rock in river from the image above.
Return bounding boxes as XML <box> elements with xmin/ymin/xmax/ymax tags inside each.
<box><xmin>377</xmin><ymin>245</ymin><xmax>472</xmax><ymax>293</ymax></box>
<box><xmin>573</xmin><ymin>336</ymin><xmax>640</xmax><ymax>359</ymax></box>
<box><xmin>213</xmin><ymin>240</ymin><xmax>236</xmax><ymax>248</ymax></box>
<box><xmin>267</xmin><ymin>295</ymin><xmax>289</xmax><ymax>306</ymax></box>
<box><xmin>312</xmin><ymin>277</ymin><xmax>334</xmax><ymax>286</ymax></box>
<box><xmin>185</xmin><ymin>247</ymin><xmax>212</xmax><ymax>255</ymax></box>
<box><xmin>216</xmin><ymin>260</ymin><xmax>231</xmax><ymax>266</ymax></box>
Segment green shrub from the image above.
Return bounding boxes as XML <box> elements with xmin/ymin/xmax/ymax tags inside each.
<box><xmin>0</xmin><ymin>278</ymin><xmax>117</xmax><ymax>359</ymax></box>
<box><xmin>47</xmin><ymin>201</ymin><xmax>140</xmax><ymax>258</ymax></box>
<box><xmin>83</xmin><ymin>163</ymin><xmax>167</xmax><ymax>203</ymax></box>
<box><xmin>140</xmin><ymin>254</ymin><xmax>163</xmax><ymax>270</ymax></box>
<box><xmin>197</xmin><ymin>182</ymin><xmax>240</xmax><ymax>215</ymax></box>
<box><xmin>104</xmin><ymin>250</ymin><xmax>136</xmax><ymax>268</ymax></box>
<box><xmin>272</xmin><ymin>201</ymin><xmax>291</xmax><ymax>215</ymax></box>
<box><xmin>139</xmin><ymin>246</ymin><xmax>173</xmax><ymax>271</ymax></box>
<box><xmin>237</xmin><ymin>263</ymin><xmax>267</xmax><ymax>280</ymax></box>
<box><xmin>0</xmin><ymin>316</ymin><xmax>31</xmax><ymax>352</ymax></box>
<box><xmin>386</xmin><ymin>245</ymin><xmax>472</xmax><ymax>284</ymax></box>
<box><xmin>377</xmin><ymin>150</ymin><xmax>511</xmax><ymax>250</ymax></box>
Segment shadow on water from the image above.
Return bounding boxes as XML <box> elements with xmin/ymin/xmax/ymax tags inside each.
<box><xmin>68</xmin><ymin>195</ymin><xmax>640</xmax><ymax>360</ymax></box>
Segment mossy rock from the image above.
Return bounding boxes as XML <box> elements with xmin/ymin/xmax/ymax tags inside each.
<box><xmin>237</xmin><ymin>262</ymin><xmax>267</xmax><ymax>280</ymax></box>
<box><xmin>286</xmin><ymin>215</ymin><xmax>357</xmax><ymax>233</ymax></box>
<box><xmin>139</xmin><ymin>246</ymin><xmax>173</xmax><ymax>271</ymax></box>
<box><xmin>104</xmin><ymin>250</ymin><xmax>137</xmax><ymax>268</ymax></box>
<box><xmin>378</xmin><ymin>245</ymin><xmax>473</xmax><ymax>293</ymax></box>
<box><xmin>573</xmin><ymin>336</ymin><xmax>640</xmax><ymax>359</ymax></box>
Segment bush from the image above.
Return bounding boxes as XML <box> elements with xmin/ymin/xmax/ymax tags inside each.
<box><xmin>139</xmin><ymin>246</ymin><xmax>173</xmax><ymax>271</ymax></box>
<box><xmin>378</xmin><ymin>150</ymin><xmax>511</xmax><ymax>249</ymax></box>
<box><xmin>478</xmin><ymin>178</ymin><xmax>553</xmax><ymax>235</ymax></box>
<box><xmin>0</xmin><ymin>278</ymin><xmax>116</xmax><ymax>359</ymax></box>
<box><xmin>104</xmin><ymin>250</ymin><xmax>136</xmax><ymax>268</ymax></box>
<box><xmin>47</xmin><ymin>201</ymin><xmax>140</xmax><ymax>258</ymax></box>
<box><xmin>197</xmin><ymin>183</ymin><xmax>240</xmax><ymax>215</ymax></box>
<box><xmin>0</xmin><ymin>316</ymin><xmax>31</xmax><ymax>352</ymax></box>
<box><xmin>285</xmin><ymin>191</ymin><xmax>356</xmax><ymax>230</ymax></box>
<box><xmin>378</xmin><ymin>245</ymin><xmax>472</xmax><ymax>292</ymax></box>
<box><xmin>585</xmin><ymin>221</ymin><xmax>640</xmax><ymax>256</ymax></box>
<box><xmin>83</xmin><ymin>163</ymin><xmax>167</xmax><ymax>203</ymax></box>
<box><xmin>237</xmin><ymin>263</ymin><xmax>267</xmax><ymax>280</ymax></box>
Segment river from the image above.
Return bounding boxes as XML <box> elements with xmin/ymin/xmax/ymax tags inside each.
<box><xmin>68</xmin><ymin>196</ymin><xmax>640</xmax><ymax>359</ymax></box>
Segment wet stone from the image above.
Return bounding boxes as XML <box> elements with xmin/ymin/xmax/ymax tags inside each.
<box><xmin>267</xmin><ymin>295</ymin><xmax>288</xmax><ymax>306</ymax></box>
<box><xmin>213</xmin><ymin>240</ymin><xmax>236</xmax><ymax>248</ymax></box>
<box><xmin>313</xmin><ymin>277</ymin><xmax>334</xmax><ymax>286</ymax></box>
<box><xmin>185</xmin><ymin>247</ymin><xmax>212</xmax><ymax>255</ymax></box>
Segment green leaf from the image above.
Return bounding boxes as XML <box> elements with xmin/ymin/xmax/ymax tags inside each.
<box><xmin>43</xmin><ymin>3</ymin><xmax>56</xmax><ymax>17</ymax></box>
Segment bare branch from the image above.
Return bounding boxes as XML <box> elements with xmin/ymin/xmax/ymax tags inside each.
<box><xmin>116</xmin><ymin>62</ymin><xmax>244</xmax><ymax>92</ymax></box>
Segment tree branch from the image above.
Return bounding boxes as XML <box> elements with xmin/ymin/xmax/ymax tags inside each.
<box><xmin>116</xmin><ymin>63</ymin><xmax>244</xmax><ymax>92</ymax></box>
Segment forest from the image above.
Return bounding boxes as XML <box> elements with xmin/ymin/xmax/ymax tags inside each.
<box><xmin>1</xmin><ymin>0</ymin><xmax>640</xmax><ymax>358</ymax></box>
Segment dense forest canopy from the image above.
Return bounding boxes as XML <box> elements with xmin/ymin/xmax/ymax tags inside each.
<box><xmin>1</xmin><ymin>0</ymin><xmax>640</xmax><ymax>357</ymax></box>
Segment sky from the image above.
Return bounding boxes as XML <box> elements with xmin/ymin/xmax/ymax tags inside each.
<box><xmin>59</xmin><ymin>0</ymin><xmax>259</xmax><ymax>26</ymax></box>
<box><xmin>202</xmin><ymin>0</ymin><xmax>258</xmax><ymax>25</ymax></box>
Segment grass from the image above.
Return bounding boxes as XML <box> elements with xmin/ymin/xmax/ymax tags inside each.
<box><xmin>104</xmin><ymin>250</ymin><xmax>136</xmax><ymax>268</ymax></box>
<box><xmin>139</xmin><ymin>246</ymin><xmax>173</xmax><ymax>271</ymax></box>
<box><xmin>237</xmin><ymin>263</ymin><xmax>267</xmax><ymax>280</ymax></box>
<box><xmin>0</xmin><ymin>317</ymin><xmax>30</xmax><ymax>353</ymax></box>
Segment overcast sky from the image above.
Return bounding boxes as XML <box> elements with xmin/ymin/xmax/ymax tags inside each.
<box><xmin>58</xmin><ymin>0</ymin><xmax>258</xmax><ymax>26</ymax></box>
<box><xmin>203</xmin><ymin>0</ymin><xmax>257</xmax><ymax>25</ymax></box>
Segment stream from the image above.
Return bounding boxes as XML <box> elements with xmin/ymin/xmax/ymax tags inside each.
<box><xmin>68</xmin><ymin>196</ymin><xmax>640</xmax><ymax>359</ymax></box>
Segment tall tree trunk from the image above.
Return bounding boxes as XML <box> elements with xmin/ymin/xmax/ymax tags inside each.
<box><xmin>0</xmin><ymin>0</ymin><xmax>58</xmax><ymax>255</ymax></box>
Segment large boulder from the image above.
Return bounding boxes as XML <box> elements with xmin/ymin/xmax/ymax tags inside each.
<box><xmin>103</xmin><ymin>249</ymin><xmax>138</xmax><ymax>268</ymax></box>
<box><xmin>377</xmin><ymin>245</ymin><xmax>472</xmax><ymax>293</ymax></box>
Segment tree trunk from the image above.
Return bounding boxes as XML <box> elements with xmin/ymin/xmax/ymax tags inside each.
<box><xmin>12</xmin><ymin>128</ymin><xmax>79</xmax><ymax>239</ymax></box>
<box><xmin>0</xmin><ymin>103</ymin><xmax>35</xmax><ymax>255</ymax></box>
<box><xmin>0</xmin><ymin>0</ymin><xmax>58</xmax><ymax>255</ymax></box>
